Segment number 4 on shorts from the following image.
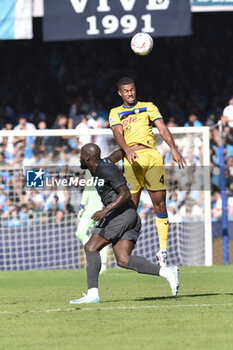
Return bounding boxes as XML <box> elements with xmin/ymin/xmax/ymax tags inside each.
<box><xmin>159</xmin><ymin>175</ymin><xmax>165</xmax><ymax>185</ymax></box>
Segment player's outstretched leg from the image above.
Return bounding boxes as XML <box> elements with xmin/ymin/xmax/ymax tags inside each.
<box><xmin>114</xmin><ymin>240</ymin><xmax>179</xmax><ymax>296</ymax></box>
<box><xmin>127</xmin><ymin>255</ymin><xmax>179</xmax><ymax>296</ymax></box>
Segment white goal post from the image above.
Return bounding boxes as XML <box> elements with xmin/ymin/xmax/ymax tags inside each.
<box><xmin>0</xmin><ymin>126</ymin><xmax>212</xmax><ymax>268</ymax></box>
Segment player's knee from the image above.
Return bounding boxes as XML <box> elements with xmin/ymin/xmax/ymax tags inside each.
<box><xmin>150</xmin><ymin>191</ymin><xmax>166</xmax><ymax>212</ymax></box>
<box><xmin>154</xmin><ymin>202</ymin><xmax>166</xmax><ymax>213</ymax></box>
<box><xmin>84</xmin><ymin>241</ymin><xmax>96</xmax><ymax>253</ymax></box>
<box><xmin>116</xmin><ymin>255</ymin><xmax>130</xmax><ymax>268</ymax></box>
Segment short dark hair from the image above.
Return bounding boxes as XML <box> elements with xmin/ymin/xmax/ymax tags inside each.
<box><xmin>117</xmin><ymin>77</ymin><xmax>135</xmax><ymax>90</ymax></box>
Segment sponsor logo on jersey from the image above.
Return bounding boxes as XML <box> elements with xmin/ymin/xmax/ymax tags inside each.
<box><xmin>122</xmin><ymin>115</ymin><xmax>137</xmax><ymax>127</ymax></box>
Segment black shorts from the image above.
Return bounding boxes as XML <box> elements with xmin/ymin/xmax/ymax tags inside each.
<box><xmin>94</xmin><ymin>205</ymin><xmax>141</xmax><ymax>245</ymax></box>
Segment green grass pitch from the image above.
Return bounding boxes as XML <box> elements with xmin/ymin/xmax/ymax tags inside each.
<box><xmin>0</xmin><ymin>266</ymin><xmax>233</xmax><ymax>350</ymax></box>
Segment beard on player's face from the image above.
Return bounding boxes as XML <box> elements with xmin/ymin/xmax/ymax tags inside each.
<box><xmin>80</xmin><ymin>158</ymin><xmax>88</xmax><ymax>169</ymax></box>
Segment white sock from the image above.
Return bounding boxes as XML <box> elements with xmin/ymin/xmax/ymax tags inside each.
<box><xmin>100</xmin><ymin>263</ymin><xmax>106</xmax><ymax>271</ymax></box>
<box><xmin>159</xmin><ymin>266</ymin><xmax>170</xmax><ymax>279</ymax></box>
<box><xmin>87</xmin><ymin>288</ymin><xmax>99</xmax><ymax>298</ymax></box>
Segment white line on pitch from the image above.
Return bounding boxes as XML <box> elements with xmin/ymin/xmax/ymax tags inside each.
<box><xmin>0</xmin><ymin>303</ymin><xmax>233</xmax><ymax>315</ymax></box>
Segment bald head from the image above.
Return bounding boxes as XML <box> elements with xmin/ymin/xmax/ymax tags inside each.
<box><xmin>81</xmin><ymin>143</ymin><xmax>101</xmax><ymax>157</ymax></box>
<box><xmin>80</xmin><ymin>143</ymin><xmax>101</xmax><ymax>170</ymax></box>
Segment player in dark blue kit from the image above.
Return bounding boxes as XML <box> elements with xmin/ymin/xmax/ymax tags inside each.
<box><xmin>69</xmin><ymin>144</ymin><xmax>179</xmax><ymax>304</ymax></box>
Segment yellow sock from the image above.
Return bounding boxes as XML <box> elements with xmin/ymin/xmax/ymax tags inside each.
<box><xmin>155</xmin><ymin>213</ymin><xmax>169</xmax><ymax>250</ymax></box>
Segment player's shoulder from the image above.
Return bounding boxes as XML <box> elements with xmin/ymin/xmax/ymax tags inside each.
<box><xmin>97</xmin><ymin>159</ymin><xmax>122</xmax><ymax>183</ymax></box>
<box><xmin>137</xmin><ymin>101</ymin><xmax>158</xmax><ymax>110</ymax></box>
<box><xmin>102</xmin><ymin>157</ymin><xmax>113</xmax><ymax>165</ymax></box>
<box><xmin>109</xmin><ymin>105</ymin><xmax>123</xmax><ymax>114</ymax></box>
<box><xmin>139</xmin><ymin>101</ymin><xmax>158</xmax><ymax>107</ymax></box>
<box><xmin>99</xmin><ymin>157</ymin><xmax>118</xmax><ymax>172</ymax></box>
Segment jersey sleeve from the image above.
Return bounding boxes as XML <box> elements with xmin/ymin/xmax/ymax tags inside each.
<box><xmin>109</xmin><ymin>108</ymin><xmax>122</xmax><ymax>128</ymax></box>
<box><xmin>148</xmin><ymin>102</ymin><xmax>163</xmax><ymax>123</ymax></box>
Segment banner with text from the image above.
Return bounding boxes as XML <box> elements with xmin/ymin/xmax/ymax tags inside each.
<box><xmin>192</xmin><ymin>0</ymin><xmax>233</xmax><ymax>12</ymax></box>
<box><xmin>43</xmin><ymin>0</ymin><xmax>192</xmax><ymax>41</ymax></box>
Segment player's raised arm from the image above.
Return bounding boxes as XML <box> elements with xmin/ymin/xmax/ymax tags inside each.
<box><xmin>111</xmin><ymin>125</ymin><xmax>138</xmax><ymax>164</ymax></box>
<box><xmin>154</xmin><ymin>118</ymin><xmax>186</xmax><ymax>169</ymax></box>
<box><xmin>91</xmin><ymin>184</ymin><xmax>131</xmax><ymax>221</ymax></box>
<box><xmin>108</xmin><ymin>148</ymin><xmax>125</xmax><ymax>163</ymax></box>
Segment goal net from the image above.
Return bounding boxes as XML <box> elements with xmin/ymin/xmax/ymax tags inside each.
<box><xmin>0</xmin><ymin>126</ymin><xmax>212</xmax><ymax>270</ymax></box>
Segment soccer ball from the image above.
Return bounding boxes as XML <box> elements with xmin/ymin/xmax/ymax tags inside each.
<box><xmin>131</xmin><ymin>32</ymin><xmax>153</xmax><ymax>56</ymax></box>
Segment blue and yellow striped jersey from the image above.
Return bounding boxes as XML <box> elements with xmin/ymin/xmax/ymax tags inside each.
<box><xmin>109</xmin><ymin>101</ymin><xmax>163</xmax><ymax>149</ymax></box>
